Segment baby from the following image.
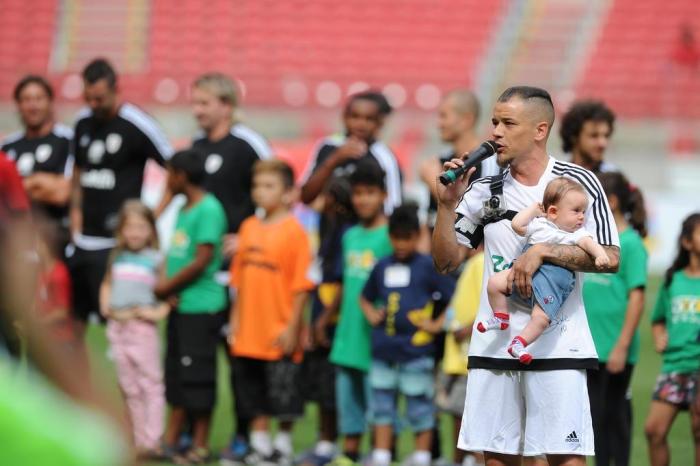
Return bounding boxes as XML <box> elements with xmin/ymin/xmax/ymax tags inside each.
<box><xmin>477</xmin><ymin>177</ymin><xmax>610</xmax><ymax>364</ymax></box>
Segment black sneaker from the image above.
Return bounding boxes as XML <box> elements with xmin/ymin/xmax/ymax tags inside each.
<box><xmin>260</xmin><ymin>449</ymin><xmax>292</xmax><ymax>466</ymax></box>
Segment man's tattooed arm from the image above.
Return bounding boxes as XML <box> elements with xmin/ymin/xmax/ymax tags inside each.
<box><xmin>542</xmin><ymin>244</ymin><xmax>620</xmax><ymax>273</ymax></box>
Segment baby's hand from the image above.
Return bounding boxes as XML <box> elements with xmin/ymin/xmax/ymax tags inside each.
<box><xmin>536</xmin><ymin>202</ymin><xmax>545</xmax><ymax>216</ymax></box>
<box><xmin>594</xmin><ymin>255</ymin><xmax>610</xmax><ymax>269</ymax></box>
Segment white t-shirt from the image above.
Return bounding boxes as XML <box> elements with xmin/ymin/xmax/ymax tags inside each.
<box><xmin>526</xmin><ymin>217</ymin><xmax>592</xmax><ymax>246</ymax></box>
<box><xmin>454</xmin><ymin>156</ymin><xmax>619</xmax><ymax>370</ymax></box>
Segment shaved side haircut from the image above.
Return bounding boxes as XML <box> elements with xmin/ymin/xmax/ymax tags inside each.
<box><xmin>497</xmin><ymin>86</ymin><xmax>555</xmax><ymax>133</ymax></box>
<box><xmin>445</xmin><ymin>89</ymin><xmax>481</xmax><ymax>123</ymax></box>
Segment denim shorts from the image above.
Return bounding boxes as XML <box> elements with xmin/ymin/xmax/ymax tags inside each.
<box><xmin>513</xmin><ymin>245</ymin><xmax>575</xmax><ymax>320</ymax></box>
<box><xmin>369</xmin><ymin>357</ymin><xmax>435</xmax><ymax>432</ymax></box>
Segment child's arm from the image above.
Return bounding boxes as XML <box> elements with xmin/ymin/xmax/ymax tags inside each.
<box><xmin>511</xmin><ymin>202</ymin><xmax>544</xmax><ymax>237</ymax></box>
<box><xmin>228</xmin><ymin>295</ymin><xmax>240</xmax><ymax>347</ymax></box>
<box><xmin>98</xmin><ymin>276</ymin><xmax>113</xmax><ymax>320</ymax></box>
<box><xmin>276</xmin><ymin>291</ymin><xmax>308</xmax><ymax>356</ymax></box>
<box><xmin>314</xmin><ymin>286</ymin><xmax>341</xmax><ymax>348</ymax></box>
<box><xmin>136</xmin><ymin>302</ymin><xmax>171</xmax><ymax>322</ymax></box>
<box><xmin>359</xmin><ymin>295</ymin><xmax>386</xmax><ymax>327</ymax></box>
<box><xmin>651</xmin><ymin>322</ymin><xmax>668</xmax><ymax>353</ymax></box>
<box><xmin>155</xmin><ymin>244</ymin><xmax>214</xmax><ymax>299</ymax></box>
<box><xmin>576</xmin><ymin>236</ymin><xmax>611</xmax><ymax>269</ymax></box>
<box><xmin>607</xmin><ymin>288</ymin><xmax>645</xmax><ymax>373</ymax></box>
<box><xmin>418</xmin><ymin>311</ymin><xmax>446</xmax><ymax>335</ymax></box>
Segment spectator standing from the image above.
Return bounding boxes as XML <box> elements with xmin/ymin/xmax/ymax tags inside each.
<box><xmin>360</xmin><ymin>205</ymin><xmax>455</xmax><ymax>466</ymax></box>
<box><xmin>2</xmin><ymin>75</ymin><xmax>73</xmax><ymax>242</ymax></box>
<box><xmin>327</xmin><ymin>160</ymin><xmax>394</xmax><ymax>465</ymax></box>
<box><xmin>226</xmin><ymin>160</ymin><xmax>314</xmax><ymax>465</ymax></box>
<box><xmin>69</xmin><ymin>58</ymin><xmax>172</xmax><ymax>329</ymax></box>
<box><xmin>99</xmin><ymin>200</ymin><xmax>169</xmax><ymax>458</ymax></box>
<box><xmin>584</xmin><ymin>172</ymin><xmax>648</xmax><ymax>466</ymax></box>
<box><xmin>645</xmin><ymin>213</ymin><xmax>700</xmax><ymax>466</ymax></box>
<box><xmin>155</xmin><ymin>149</ymin><xmax>227</xmax><ymax>463</ymax></box>
<box><xmin>559</xmin><ymin>100</ymin><xmax>617</xmax><ymax>174</ymax></box>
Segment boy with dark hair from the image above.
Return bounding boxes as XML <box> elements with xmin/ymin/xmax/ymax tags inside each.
<box><xmin>155</xmin><ymin>148</ymin><xmax>227</xmax><ymax>463</ymax></box>
<box><xmin>225</xmin><ymin>159</ymin><xmax>314</xmax><ymax>466</ymax></box>
<box><xmin>360</xmin><ymin>204</ymin><xmax>455</xmax><ymax>466</ymax></box>
<box><xmin>300</xmin><ymin>90</ymin><xmax>402</xmax><ymax>213</ymax></box>
<box><xmin>327</xmin><ymin>159</ymin><xmax>394</xmax><ymax>465</ymax></box>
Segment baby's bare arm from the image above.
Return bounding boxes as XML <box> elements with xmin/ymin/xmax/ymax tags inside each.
<box><xmin>577</xmin><ymin>236</ymin><xmax>611</xmax><ymax>269</ymax></box>
<box><xmin>511</xmin><ymin>203</ymin><xmax>544</xmax><ymax>236</ymax></box>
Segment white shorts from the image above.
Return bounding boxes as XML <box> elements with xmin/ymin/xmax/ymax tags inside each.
<box><xmin>458</xmin><ymin>368</ymin><xmax>594</xmax><ymax>457</ymax></box>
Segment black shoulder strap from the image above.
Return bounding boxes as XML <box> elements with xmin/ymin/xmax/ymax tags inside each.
<box><xmin>482</xmin><ymin>172</ymin><xmax>518</xmax><ymax>226</ymax></box>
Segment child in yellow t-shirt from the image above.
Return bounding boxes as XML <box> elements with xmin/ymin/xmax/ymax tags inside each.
<box><xmin>437</xmin><ymin>251</ymin><xmax>485</xmax><ymax>466</ymax></box>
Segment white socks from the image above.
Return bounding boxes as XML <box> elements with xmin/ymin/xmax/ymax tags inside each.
<box><xmin>371</xmin><ymin>448</ymin><xmax>391</xmax><ymax>466</ymax></box>
<box><xmin>411</xmin><ymin>450</ymin><xmax>431</xmax><ymax>466</ymax></box>
<box><xmin>273</xmin><ymin>431</ymin><xmax>293</xmax><ymax>456</ymax></box>
<box><xmin>250</xmin><ymin>431</ymin><xmax>272</xmax><ymax>456</ymax></box>
<box><xmin>314</xmin><ymin>440</ymin><xmax>336</xmax><ymax>457</ymax></box>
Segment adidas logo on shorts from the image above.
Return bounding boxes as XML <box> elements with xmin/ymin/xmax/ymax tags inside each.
<box><xmin>565</xmin><ymin>431</ymin><xmax>580</xmax><ymax>443</ymax></box>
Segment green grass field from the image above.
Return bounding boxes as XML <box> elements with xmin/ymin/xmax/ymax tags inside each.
<box><xmin>85</xmin><ymin>276</ymin><xmax>694</xmax><ymax>466</ymax></box>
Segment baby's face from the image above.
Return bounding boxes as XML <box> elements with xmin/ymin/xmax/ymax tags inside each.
<box><xmin>548</xmin><ymin>190</ymin><xmax>588</xmax><ymax>232</ymax></box>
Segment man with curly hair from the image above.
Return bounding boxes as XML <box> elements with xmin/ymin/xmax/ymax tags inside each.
<box><xmin>559</xmin><ymin>100</ymin><xmax>617</xmax><ymax>173</ymax></box>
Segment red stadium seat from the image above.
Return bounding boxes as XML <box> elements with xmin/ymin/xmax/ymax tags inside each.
<box><xmin>576</xmin><ymin>0</ymin><xmax>700</xmax><ymax>118</ymax></box>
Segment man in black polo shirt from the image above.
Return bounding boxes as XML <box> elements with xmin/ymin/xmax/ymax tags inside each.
<box><xmin>2</xmin><ymin>75</ymin><xmax>73</xmax><ymax>236</ymax></box>
<box><xmin>69</xmin><ymin>58</ymin><xmax>173</xmax><ymax>328</ymax></box>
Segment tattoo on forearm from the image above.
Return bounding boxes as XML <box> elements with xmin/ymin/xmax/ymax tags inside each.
<box><xmin>433</xmin><ymin>257</ymin><xmax>456</xmax><ymax>275</ymax></box>
<box><xmin>547</xmin><ymin>244</ymin><xmax>620</xmax><ymax>273</ymax></box>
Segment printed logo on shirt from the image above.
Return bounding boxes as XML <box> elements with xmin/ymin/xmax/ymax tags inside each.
<box><xmin>80</xmin><ymin>168</ymin><xmax>116</xmax><ymax>190</ymax></box>
<box><xmin>35</xmin><ymin>143</ymin><xmax>52</xmax><ymax>163</ymax></box>
<box><xmin>384</xmin><ymin>264</ymin><xmax>411</xmax><ymax>288</ymax></box>
<box><xmin>205</xmin><ymin>153</ymin><xmax>223</xmax><ymax>174</ymax></box>
<box><xmin>17</xmin><ymin>152</ymin><xmax>35</xmax><ymax>176</ymax></box>
<box><xmin>491</xmin><ymin>254</ymin><xmax>513</xmax><ymax>273</ymax></box>
<box><xmin>671</xmin><ymin>296</ymin><xmax>700</xmax><ymax>324</ymax></box>
<box><xmin>105</xmin><ymin>133</ymin><xmax>123</xmax><ymax>154</ymax></box>
<box><xmin>169</xmin><ymin>230</ymin><xmax>191</xmax><ymax>258</ymax></box>
<box><xmin>565</xmin><ymin>431</ymin><xmax>580</xmax><ymax>443</ymax></box>
<box><xmin>88</xmin><ymin>140</ymin><xmax>106</xmax><ymax>164</ymax></box>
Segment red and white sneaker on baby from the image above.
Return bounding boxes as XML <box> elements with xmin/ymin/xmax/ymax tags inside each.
<box><xmin>476</xmin><ymin>312</ymin><xmax>510</xmax><ymax>333</ymax></box>
<box><xmin>507</xmin><ymin>336</ymin><xmax>532</xmax><ymax>364</ymax></box>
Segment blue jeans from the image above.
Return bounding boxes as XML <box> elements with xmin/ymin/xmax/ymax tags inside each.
<box><xmin>369</xmin><ymin>357</ymin><xmax>435</xmax><ymax>432</ymax></box>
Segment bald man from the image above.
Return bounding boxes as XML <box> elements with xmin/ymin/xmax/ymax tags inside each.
<box><xmin>421</xmin><ymin>90</ymin><xmax>499</xmax><ymax>229</ymax></box>
<box><xmin>433</xmin><ymin>86</ymin><xmax>620</xmax><ymax>466</ymax></box>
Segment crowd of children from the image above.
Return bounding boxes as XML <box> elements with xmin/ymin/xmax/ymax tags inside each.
<box><xmin>4</xmin><ymin>70</ymin><xmax>699</xmax><ymax>466</ymax></box>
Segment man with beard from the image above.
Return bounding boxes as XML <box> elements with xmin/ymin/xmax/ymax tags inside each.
<box><xmin>2</xmin><ymin>75</ymin><xmax>73</xmax><ymax>239</ymax></box>
<box><xmin>69</xmin><ymin>58</ymin><xmax>173</xmax><ymax>329</ymax></box>
<box><xmin>559</xmin><ymin>100</ymin><xmax>617</xmax><ymax>174</ymax></box>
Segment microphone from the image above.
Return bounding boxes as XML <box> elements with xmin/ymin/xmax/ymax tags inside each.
<box><xmin>439</xmin><ymin>140</ymin><xmax>498</xmax><ymax>186</ymax></box>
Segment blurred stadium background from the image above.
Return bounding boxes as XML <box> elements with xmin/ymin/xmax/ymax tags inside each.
<box><xmin>1</xmin><ymin>0</ymin><xmax>699</xmax><ymax>274</ymax></box>
<box><xmin>1</xmin><ymin>1</ymin><xmax>699</xmax><ymax>464</ymax></box>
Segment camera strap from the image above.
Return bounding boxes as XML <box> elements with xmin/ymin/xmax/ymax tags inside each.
<box><xmin>482</xmin><ymin>172</ymin><xmax>518</xmax><ymax>226</ymax></box>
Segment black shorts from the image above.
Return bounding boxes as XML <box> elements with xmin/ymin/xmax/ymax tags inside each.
<box><xmin>231</xmin><ymin>356</ymin><xmax>304</xmax><ymax>421</ymax></box>
<box><xmin>66</xmin><ymin>246</ymin><xmax>110</xmax><ymax>322</ymax></box>
<box><xmin>300</xmin><ymin>347</ymin><xmax>336</xmax><ymax>410</ymax></box>
<box><xmin>165</xmin><ymin>311</ymin><xmax>226</xmax><ymax>413</ymax></box>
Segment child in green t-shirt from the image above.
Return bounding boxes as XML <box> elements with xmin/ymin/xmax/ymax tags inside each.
<box><xmin>155</xmin><ymin>148</ymin><xmax>227</xmax><ymax>464</ymax></box>
<box><xmin>645</xmin><ymin>212</ymin><xmax>700</xmax><ymax>466</ymax></box>
<box><xmin>584</xmin><ymin>172</ymin><xmax>648</xmax><ymax>466</ymax></box>
<box><xmin>327</xmin><ymin>160</ymin><xmax>393</xmax><ymax>465</ymax></box>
